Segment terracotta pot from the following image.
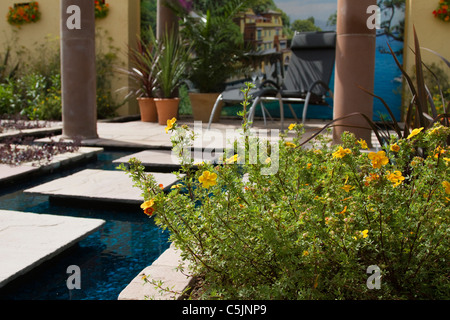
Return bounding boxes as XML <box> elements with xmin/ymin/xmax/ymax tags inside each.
<box><xmin>154</xmin><ymin>98</ymin><xmax>180</xmax><ymax>125</ymax></box>
<box><xmin>137</xmin><ymin>97</ymin><xmax>157</xmax><ymax>122</ymax></box>
<box><xmin>189</xmin><ymin>92</ymin><xmax>223</xmax><ymax>123</ymax></box>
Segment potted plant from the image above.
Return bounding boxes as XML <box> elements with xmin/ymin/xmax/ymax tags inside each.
<box><xmin>122</xmin><ymin>33</ymin><xmax>159</xmax><ymax>122</ymax></box>
<box><xmin>172</xmin><ymin>1</ymin><xmax>249</xmax><ymax>122</ymax></box>
<box><xmin>151</xmin><ymin>28</ymin><xmax>191</xmax><ymax>125</ymax></box>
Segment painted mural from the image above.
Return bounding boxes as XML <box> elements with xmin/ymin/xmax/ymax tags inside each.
<box><xmin>271</xmin><ymin>0</ymin><xmax>406</xmax><ymax>122</ymax></box>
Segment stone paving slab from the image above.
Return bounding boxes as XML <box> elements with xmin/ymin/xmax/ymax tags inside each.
<box><xmin>23</xmin><ymin>169</ymin><xmax>181</xmax><ymax>205</ymax></box>
<box><xmin>118</xmin><ymin>244</ymin><xmax>192</xmax><ymax>300</ymax></box>
<box><xmin>0</xmin><ymin>210</ymin><xmax>105</xmax><ymax>288</ymax></box>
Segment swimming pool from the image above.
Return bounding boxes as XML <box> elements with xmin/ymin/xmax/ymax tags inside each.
<box><xmin>0</xmin><ymin>151</ymin><xmax>171</xmax><ymax>300</ymax></box>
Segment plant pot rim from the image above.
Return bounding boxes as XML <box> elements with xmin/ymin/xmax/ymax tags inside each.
<box><xmin>154</xmin><ymin>97</ymin><xmax>180</xmax><ymax>101</ymax></box>
<box><xmin>137</xmin><ymin>97</ymin><xmax>154</xmax><ymax>100</ymax></box>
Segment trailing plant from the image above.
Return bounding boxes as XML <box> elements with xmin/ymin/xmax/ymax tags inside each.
<box><xmin>121</xmin><ymin>83</ymin><xmax>449</xmax><ymax>299</ymax></box>
<box><xmin>0</xmin><ymin>135</ymin><xmax>81</xmax><ymax>167</ymax></box>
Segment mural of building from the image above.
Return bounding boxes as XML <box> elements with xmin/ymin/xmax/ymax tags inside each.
<box><xmin>234</xmin><ymin>9</ymin><xmax>291</xmax><ymax>67</ymax></box>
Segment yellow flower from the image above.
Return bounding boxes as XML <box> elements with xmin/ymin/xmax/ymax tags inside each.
<box><xmin>332</xmin><ymin>146</ymin><xmax>352</xmax><ymax>159</ymax></box>
<box><xmin>361</xmin><ymin>229</ymin><xmax>369</xmax><ymax>238</ymax></box>
<box><xmin>226</xmin><ymin>154</ymin><xmax>239</xmax><ymax>164</ymax></box>
<box><xmin>429</xmin><ymin>125</ymin><xmax>443</xmax><ymax>136</ymax></box>
<box><xmin>306</xmin><ymin>163</ymin><xmax>312</xmax><ymax>169</ymax></box>
<box><xmin>303</xmin><ymin>250</ymin><xmax>309</xmax><ymax>256</ymax></box>
<box><xmin>354</xmin><ymin>229</ymin><xmax>369</xmax><ymax>240</ymax></box>
<box><xmin>199</xmin><ymin>171</ymin><xmax>218</xmax><ymax>189</ymax></box>
<box><xmin>390</xmin><ymin>143</ymin><xmax>400</xmax><ymax>152</ymax></box>
<box><xmin>443</xmin><ymin>181</ymin><xmax>450</xmax><ymax>194</ymax></box>
<box><xmin>165</xmin><ymin>117</ymin><xmax>177</xmax><ymax>134</ymax></box>
<box><xmin>140</xmin><ymin>199</ymin><xmax>155</xmax><ymax>217</ymax></box>
<box><xmin>407</xmin><ymin>127</ymin><xmax>424</xmax><ymax>139</ymax></box>
<box><xmin>386</xmin><ymin>170</ymin><xmax>405</xmax><ymax>187</ymax></box>
<box><xmin>285</xmin><ymin>141</ymin><xmax>297</xmax><ymax>148</ymax></box>
<box><xmin>341</xmin><ymin>185</ymin><xmax>354</xmax><ymax>192</ymax></box>
<box><xmin>288</xmin><ymin>123</ymin><xmax>296</xmax><ymax>131</ymax></box>
<box><xmin>265</xmin><ymin>157</ymin><xmax>271</xmax><ymax>164</ymax></box>
<box><xmin>357</xmin><ymin>139</ymin><xmax>368</xmax><ymax>149</ymax></box>
<box><xmin>368</xmin><ymin>151</ymin><xmax>389</xmax><ymax>169</ymax></box>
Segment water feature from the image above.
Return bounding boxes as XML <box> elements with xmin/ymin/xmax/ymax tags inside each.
<box><xmin>0</xmin><ymin>151</ymin><xmax>170</xmax><ymax>300</ymax></box>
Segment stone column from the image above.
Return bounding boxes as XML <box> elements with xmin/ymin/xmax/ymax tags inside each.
<box><xmin>333</xmin><ymin>0</ymin><xmax>376</xmax><ymax>146</ymax></box>
<box><xmin>157</xmin><ymin>0</ymin><xmax>179</xmax><ymax>39</ymax></box>
<box><xmin>60</xmin><ymin>0</ymin><xmax>98</xmax><ymax>139</ymax></box>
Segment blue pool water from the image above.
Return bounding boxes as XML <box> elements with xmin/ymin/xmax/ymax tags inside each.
<box><xmin>0</xmin><ymin>152</ymin><xmax>171</xmax><ymax>300</ymax></box>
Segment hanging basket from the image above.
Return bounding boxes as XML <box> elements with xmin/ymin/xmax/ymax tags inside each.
<box><xmin>95</xmin><ymin>0</ymin><xmax>109</xmax><ymax>19</ymax></box>
<box><xmin>7</xmin><ymin>2</ymin><xmax>41</xmax><ymax>27</ymax></box>
<box><xmin>433</xmin><ymin>1</ymin><xmax>450</xmax><ymax>22</ymax></box>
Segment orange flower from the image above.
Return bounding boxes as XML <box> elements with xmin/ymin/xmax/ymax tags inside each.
<box><xmin>141</xmin><ymin>199</ymin><xmax>155</xmax><ymax>217</ymax></box>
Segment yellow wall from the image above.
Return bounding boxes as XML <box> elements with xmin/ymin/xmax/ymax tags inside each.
<box><xmin>0</xmin><ymin>0</ymin><xmax>141</xmax><ymax>116</ymax></box>
<box><xmin>404</xmin><ymin>0</ymin><xmax>450</xmax><ymax>80</ymax></box>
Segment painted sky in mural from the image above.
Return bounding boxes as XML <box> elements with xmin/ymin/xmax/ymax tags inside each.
<box><xmin>274</xmin><ymin>0</ymin><xmax>337</xmax><ymax>30</ymax></box>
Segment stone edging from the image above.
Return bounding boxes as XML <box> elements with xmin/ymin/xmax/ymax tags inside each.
<box><xmin>118</xmin><ymin>244</ymin><xmax>193</xmax><ymax>300</ymax></box>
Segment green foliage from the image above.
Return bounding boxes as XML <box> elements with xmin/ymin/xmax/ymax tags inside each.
<box><xmin>172</xmin><ymin>0</ymin><xmax>251</xmax><ymax>93</ymax></box>
<box><xmin>0</xmin><ymin>31</ymin><xmax>122</xmax><ymax>120</ymax></box>
<box><xmin>0</xmin><ymin>48</ymin><xmax>19</xmax><ymax>83</ymax></box>
<box><xmin>150</xmin><ymin>28</ymin><xmax>192</xmax><ymax>99</ymax></box>
<box><xmin>121</xmin><ymin>33</ymin><xmax>158</xmax><ymax>99</ymax></box>
<box><xmin>95</xmin><ymin>30</ymin><xmax>125</xmax><ymax>118</ymax></box>
<box><xmin>140</xmin><ymin>0</ymin><xmax>157</xmax><ymax>44</ymax></box>
<box><xmin>291</xmin><ymin>17</ymin><xmax>322</xmax><ymax>33</ymax></box>
<box><xmin>122</xmin><ymin>84</ymin><xmax>449</xmax><ymax>300</ymax></box>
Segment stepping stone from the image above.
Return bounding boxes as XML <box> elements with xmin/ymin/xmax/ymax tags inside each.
<box><xmin>24</xmin><ymin>169</ymin><xmax>181</xmax><ymax>205</ymax></box>
<box><xmin>0</xmin><ymin>210</ymin><xmax>104</xmax><ymax>288</ymax></box>
<box><xmin>113</xmin><ymin>149</ymin><xmax>220</xmax><ymax>171</ymax></box>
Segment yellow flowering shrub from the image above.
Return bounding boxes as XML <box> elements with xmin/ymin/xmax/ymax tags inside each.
<box><xmin>121</xmin><ymin>85</ymin><xmax>449</xmax><ymax>300</ymax></box>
